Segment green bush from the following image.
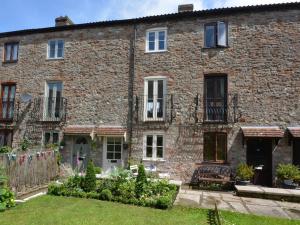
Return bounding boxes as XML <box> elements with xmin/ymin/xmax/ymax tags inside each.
<box><xmin>99</xmin><ymin>189</ymin><xmax>112</xmax><ymax>201</ymax></box>
<box><xmin>94</xmin><ymin>167</ymin><xmax>102</xmax><ymax>174</ymax></box>
<box><xmin>135</xmin><ymin>164</ymin><xmax>147</xmax><ymax>198</ymax></box>
<box><xmin>276</xmin><ymin>164</ymin><xmax>300</xmax><ymax>181</ymax></box>
<box><xmin>0</xmin><ymin>146</ymin><xmax>12</xmax><ymax>154</ymax></box>
<box><xmin>83</xmin><ymin>161</ymin><xmax>96</xmax><ymax>192</ymax></box>
<box><xmin>20</xmin><ymin>138</ymin><xmax>30</xmax><ymax>151</ymax></box>
<box><xmin>155</xmin><ymin>195</ymin><xmax>173</xmax><ymax>209</ymax></box>
<box><xmin>0</xmin><ymin>187</ymin><xmax>15</xmax><ymax>212</ymax></box>
<box><xmin>236</xmin><ymin>163</ymin><xmax>254</xmax><ymax>181</ymax></box>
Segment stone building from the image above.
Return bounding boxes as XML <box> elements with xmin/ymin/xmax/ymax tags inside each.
<box><xmin>0</xmin><ymin>3</ymin><xmax>299</xmax><ymax>184</ymax></box>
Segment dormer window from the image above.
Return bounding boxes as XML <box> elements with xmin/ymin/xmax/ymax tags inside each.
<box><xmin>204</xmin><ymin>22</ymin><xmax>228</xmax><ymax>48</ymax></box>
<box><xmin>48</xmin><ymin>40</ymin><xmax>64</xmax><ymax>59</ymax></box>
<box><xmin>146</xmin><ymin>28</ymin><xmax>167</xmax><ymax>52</ymax></box>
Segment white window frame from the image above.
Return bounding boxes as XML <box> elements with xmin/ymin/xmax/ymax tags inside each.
<box><xmin>204</xmin><ymin>21</ymin><xmax>228</xmax><ymax>48</ymax></box>
<box><xmin>143</xmin><ymin>133</ymin><xmax>165</xmax><ymax>161</ymax></box>
<box><xmin>106</xmin><ymin>136</ymin><xmax>123</xmax><ymax>160</ymax></box>
<box><xmin>143</xmin><ymin>76</ymin><xmax>167</xmax><ymax>121</ymax></box>
<box><xmin>47</xmin><ymin>39</ymin><xmax>65</xmax><ymax>59</ymax></box>
<box><xmin>43</xmin><ymin>81</ymin><xmax>63</xmax><ymax>120</ymax></box>
<box><xmin>42</xmin><ymin>130</ymin><xmax>59</xmax><ymax>146</ymax></box>
<box><xmin>145</xmin><ymin>27</ymin><xmax>167</xmax><ymax>53</ymax></box>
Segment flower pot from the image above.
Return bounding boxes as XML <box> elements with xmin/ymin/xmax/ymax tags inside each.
<box><xmin>282</xmin><ymin>179</ymin><xmax>298</xmax><ymax>189</ymax></box>
<box><xmin>236</xmin><ymin>180</ymin><xmax>250</xmax><ymax>185</ymax></box>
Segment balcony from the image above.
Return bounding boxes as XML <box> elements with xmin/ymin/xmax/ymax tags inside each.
<box><xmin>134</xmin><ymin>94</ymin><xmax>174</xmax><ymax>124</ymax></box>
<box><xmin>204</xmin><ymin>97</ymin><xmax>227</xmax><ymax>123</ymax></box>
<box><xmin>0</xmin><ymin>99</ymin><xmax>15</xmax><ymax>122</ymax></box>
<box><xmin>42</xmin><ymin>97</ymin><xmax>66</xmax><ymax>122</ymax></box>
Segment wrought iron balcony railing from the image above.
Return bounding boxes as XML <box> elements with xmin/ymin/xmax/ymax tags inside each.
<box><xmin>134</xmin><ymin>94</ymin><xmax>174</xmax><ymax>123</ymax></box>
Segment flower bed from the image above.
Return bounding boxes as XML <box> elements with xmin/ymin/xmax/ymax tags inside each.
<box><xmin>48</xmin><ymin>163</ymin><xmax>178</xmax><ymax>209</ymax></box>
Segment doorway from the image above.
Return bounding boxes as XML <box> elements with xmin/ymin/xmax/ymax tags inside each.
<box><xmin>293</xmin><ymin>139</ymin><xmax>300</xmax><ymax>166</ymax></box>
<box><xmin>247</xmin><ymin>138</ymin><xmax>273</xmax><ymax>186</ymax></box>
<box><xmin>102</xmin><ymin>137</ymin><xmax>123</xmax><ymax>174</ymax></box>
<box><xmin>72</xmin><ymin>137</ymin><xmax>90</xmax><ymax>171</ymax></box>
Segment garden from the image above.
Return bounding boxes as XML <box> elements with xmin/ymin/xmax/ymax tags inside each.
<box><xmin>48</xmin><ymin>161</ymin><xmax>178</xmax><ymax>209</ymax></box>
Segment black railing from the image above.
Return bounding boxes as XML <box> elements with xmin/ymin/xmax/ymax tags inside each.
<box><xmin>134</xmin><ymin>94</ymin><xmax>174</xmax><ymax>123</ymax></box>
<box><xmin>42</xmin><ymin>97</ymin><xmax>67</xmax><ymax>121</ymax></box>
<box><xmin>204</xmin><ymin>97</ymin><xmax>227</xmax><ymax>122</ymax></box>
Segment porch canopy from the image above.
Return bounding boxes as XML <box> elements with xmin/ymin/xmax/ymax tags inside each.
<box><xmin>64</xmin><ymin>125</ymin><xmax>126</xmax><ymax>136</ymax></box>
<box><xmin>287</xmin><ymin>126</ymin><xmax>300</xmax><ymax>138</ymax></box>
<box><xmin>241</xmin><ymin>126</ymin><xmax>284</xmax><ymax>138</ymax></box>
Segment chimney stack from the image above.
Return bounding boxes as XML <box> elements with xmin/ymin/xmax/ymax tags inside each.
<box><xmin>178</xmin><ymin>4</ymin><xmax>194</xmax><ymax>13</ymax></box>
<box><xmin>55</xmin><ymin>16</ymin><xmax>74</xmax><ymax>26</ymax></box>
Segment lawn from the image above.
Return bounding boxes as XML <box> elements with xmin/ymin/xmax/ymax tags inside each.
<box><xmin>0</xmin><ymin>195</ymin><xmax>299</xmax><ymax>225</ymax></box>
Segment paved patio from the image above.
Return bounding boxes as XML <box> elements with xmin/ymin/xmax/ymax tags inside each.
<box><xmin>175</xmin><ymin>188</ymin><xmax>300</xmax><ymax>220</ymax></box>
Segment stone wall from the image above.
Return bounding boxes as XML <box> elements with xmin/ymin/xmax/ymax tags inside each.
<box><xmin>0</xmin><ymin>8</ymin><xmax>299</xmax><ymax>182</ymax></box>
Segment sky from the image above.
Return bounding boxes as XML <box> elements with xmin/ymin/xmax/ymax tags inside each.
<box><xmin>0</xmin><ymin>0</ymin><xmax>298</xmax><ymax>32</ymax></box>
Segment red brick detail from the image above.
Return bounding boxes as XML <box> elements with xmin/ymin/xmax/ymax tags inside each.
<box><xmin>241</xmin><ymin>126</ymin><xmax>284</xmax><ymax>138</ymax></box>
<box><xmin>287</xmin><ymin>127</ymin><xmax>300</xmax><ymax>138</ymax></box>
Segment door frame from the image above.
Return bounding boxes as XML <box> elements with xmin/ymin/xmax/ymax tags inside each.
<box><xmin>102</xmin><ymin>136</ymin><xmax>124</xmax><ymax>173</ymax></box>
<box><xmin>293</xmin><ymin>138</ymin><xmax>300</xmax><ymax>166</ymax></box>
<box><xmin>246</xmin><ymin>138</ymin><xmax>273</xmax><ymax>186</ymax></box>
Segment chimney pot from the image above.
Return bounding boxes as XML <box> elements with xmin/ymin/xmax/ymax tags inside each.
<box><xmin>178</xmin><ymin>4</ymin><xmax>194</xmax><ymax>13</ymax></box>
<box><xmin>55</xmin><ymin>16</ymin><xmax>74</xmax><ymax>26</ymax></box>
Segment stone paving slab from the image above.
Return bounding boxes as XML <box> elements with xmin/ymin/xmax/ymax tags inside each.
<box><xmin>175</xmin><ymin>189</ymin><xmax>300</xmax><ymax>220</ymax></box>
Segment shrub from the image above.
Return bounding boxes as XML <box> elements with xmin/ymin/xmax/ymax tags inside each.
<box><xmin>83</xmin><ymin>161</ymin><xmax>96</xmax><ymax>192</ymax></box>
<box><xmin>66</xmin><ymin>175</ymin><xmax>84</xmax><ymax>189</ymax></box>
<box><xmin>0</xmin><ymin>187</ymin><xmax>15</xmax><ymax>212</ymax></box>
<box><xmin>94</xmin><ymin>167</ymin><xmax>102</xmax><ymax>174</ymax></box>
<box><xmin>236</xmin><ymin>163</ymin><xmax>254</xmax><ymax>181</ymax></box>
<box><xmin>99</xmin><ymin>189</ymin><xmax>112</xmax><ymax>201</ymax></box>
<box><xmin>135</xmin><ymin>164</ymin><xmax>147</xmax><ymax>198</ymax></box>
<box><xmin>20</xmin><ymin>138</ymin><xmax>30</xmax><ymax>151</ymax></box>
<box><xmin>0</xmin><ymin>146</ymin><xmax>12</xmax><ymax>154</ymax></box>
<box><xmin>155</xmin><ymin>195</ymin><xmax>173</xmax><ymax>209</ymax></box>
<box><xmin>276</xmin><ymin>164</ymin><xmax>300</xmax><ymax>181</ymax></box>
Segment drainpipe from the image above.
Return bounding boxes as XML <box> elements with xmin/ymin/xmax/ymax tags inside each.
<box><xmin>127</xmin><ymin>24</ymin><xmax>137</xmax><ymax>164</ymax></box>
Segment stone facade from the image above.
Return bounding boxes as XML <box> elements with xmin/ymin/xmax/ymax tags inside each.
<box><xmin>0</xmin><ymin>4</ymin><xmax>299</xmax><ymax>183</ymax></box>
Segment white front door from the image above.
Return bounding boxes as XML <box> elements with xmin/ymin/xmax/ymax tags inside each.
<box><xmin>103</xmin><ymin>137</ymin><xmax>123</xmax><ymax>173</ymax></box>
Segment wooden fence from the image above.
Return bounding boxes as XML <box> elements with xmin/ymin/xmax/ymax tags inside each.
<box><xmin>0</xmin><ymin>150</ymin><xmax>59</xmax><ymax>194</ymax></box>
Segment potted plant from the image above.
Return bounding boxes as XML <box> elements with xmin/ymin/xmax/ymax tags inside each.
<box><xmin>59</xmin><ymin>140</ymin><xmax>65</xmax><ymax>150</ymax></box>
<box><xmin>276</xmin><ymin>164</ymin><xmax>300</xmax><ymax>189</ymax></box>
<box><xmin>236</xmin><ymin>163</ymin><xmax>254</xmax><ymax>185</ymax></box>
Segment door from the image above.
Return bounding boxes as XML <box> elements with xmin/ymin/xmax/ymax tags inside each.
<box><xmin>103</xmin><ymin>137</ymin><xmax>123</xmax><ymax>174</ymax></box>
<box><xmin>44</xmin><ymin>82</ymin><xmax>62</xmax><ymax>120</ymax></box>
<box><xmin>247</xmin><ymin>139</ymin><xmax>273</xmax><ymax>186</ymax></box>
<box><xmin>293</xmin><ymin>139</ymin><xmax>300</xmax><ymax>166</ymax></box>
<box><xmin>72</xmin><ymin>137</ymin><xmax>90</xmax><ymax>171</ymax></box>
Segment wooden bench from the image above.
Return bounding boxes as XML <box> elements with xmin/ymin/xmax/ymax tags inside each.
<box><xmin>189</xmin><ymin>165</ymin><xmax>234</xmax><ymax>189</ymax></box>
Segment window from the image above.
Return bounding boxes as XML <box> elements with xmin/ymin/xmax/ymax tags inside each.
<box><xmin>44</xmin><ymin>131</ymin><xmax>59</xmax><ymax>145</ymax></box>
<box><xmin>146</xmin><ymin>28</ymin><xmax>167</xmax><ymax>52</ymax></box>
<box><xmin>107</xmin><ymin>137</ymin><xmax>122</xmax><ymax>160</ymax></box>
<box><xmin>0</xmin><ymin>130</ymin><xmax>12</xmax><ymax>147</ymax></box>
<box><xmin>203</xmin><ymin>132</ymin><xmax>227</xmax><ymax>162</ymax></box>
<box><xmin>144</xmin><ymin>78</ymin><xmax>166</xmax><ymax>121</ymax></box>
<box><xmin>44</xmin><ymin>81</ymin><xmax>63</xmax><ymax>120</ymax></box>
<box><xmin>4</xmin><ymin>43</ymin><xmax>19</xmax><ymax>62</ymax></box>
<box><xmin>144</xmin><ymin>134</ymin><xmax>164</xmax><ymax>160</ymax></box>
<box><xmin>48</xmin><ymin>40</ymin><xmax>64</xmax><ymax>59</ymax></box>
<box><xmin>204</xmin><ymin>75</ymin><xmax>227</xmax><ymax>122</ymax></box>
<box><xmin>1</xmin><ymin>84</ymin><xmax>16</xmax><ymax>120</ymax></box>
<box><xmin>204</xmin><ymin>22</ymin><xmax>227</xmax><ymax>48</ymax></box>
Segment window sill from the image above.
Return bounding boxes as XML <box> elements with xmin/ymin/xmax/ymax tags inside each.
<box><xmin>0</xmin><ymin>119</ymin><xmax>14</xmax><ymax>123</ymax></box>
<box><xmin>46</xmin><ymin>58</ymin><xmax>64</xmax><ymax>61</ymax></box>
<box><xmin>145</xmin><ymin>50</ymin><xmax>168</xmax><ymax>54</ymax></box>
<box><xmin>203</xmin><ymin>120</ymin><xmax>228</xmax><ymax>125</ymax></box>
<box><xmin>202</xmin><ymin>46</ymin><xmax>229</xmax><ymax>50</ymax></box>
<box><xmin>2</xmin><ymin>60</ymin><xmax>18</xmax><ymax>64</ymax></box>
<box><xmin>196</xmin><ymin>161</ymin><xmax>229</xmax><ymax>165</ymax></box>
<box><xmin>142</xmin><ymin>158</ymin><xmax>166</xmax><ymax>162</ymax></box>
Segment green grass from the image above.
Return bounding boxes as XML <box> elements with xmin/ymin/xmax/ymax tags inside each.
<box><xmin>0</xmin><ymin>195</ymin><xmax>299</xmax><ymax>225</ymax></box>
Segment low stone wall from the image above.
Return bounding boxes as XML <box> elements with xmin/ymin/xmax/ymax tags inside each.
<box><xmin>0</xmin><ymin>150</ymin><xmax>59</xmax><ymax>195</ymax></box>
